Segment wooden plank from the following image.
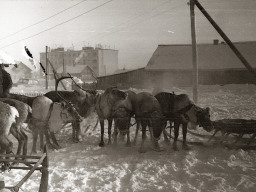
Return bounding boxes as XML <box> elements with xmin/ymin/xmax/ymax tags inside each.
<box><xmin>0</xmin><ymin>159</ymin><xmax>37</xmax><ymax>164</ymax></box>
<box><xmin>0</xmin><ymin>154</ymin><xmax>41</xmax><ymax>159</ymax></box>
<box><xmin>14</xmin><ymin>153</ymin><xmax>46</xmax><ymax>191</ymax></box>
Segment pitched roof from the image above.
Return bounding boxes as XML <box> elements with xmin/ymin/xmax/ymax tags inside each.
<box><xmin>146</xmin><ymin>41</ymin><xmax>256</xmax><ymax>70</ymax></box>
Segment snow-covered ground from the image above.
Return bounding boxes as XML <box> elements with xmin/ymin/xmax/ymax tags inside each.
<box><xmin>1</xmin><ymin>84</ymin><xmax>256</xmax><ymax>192</ymax></box>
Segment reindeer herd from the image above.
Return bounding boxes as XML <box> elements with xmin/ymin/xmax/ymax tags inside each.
<box><xmin>0</xmin><ymin>76</ymin><xmax>214</xmax><ymax>159</ymax></box>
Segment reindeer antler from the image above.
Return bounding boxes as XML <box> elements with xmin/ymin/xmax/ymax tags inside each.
<box><xmin>55</xmin><ymin>75</ymin><xmax>74</xmax><ymax>91</ymax></box>
<box><xmin>55</xmin><ymin>75</ymin><xmax>83</xmax><ymax>121</ymax></box>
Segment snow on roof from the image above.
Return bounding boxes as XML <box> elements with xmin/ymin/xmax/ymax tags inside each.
<box><xmin>146</xmin><ymin>41</ymin><xmax>256</xmax><ymax>71</ymax></box>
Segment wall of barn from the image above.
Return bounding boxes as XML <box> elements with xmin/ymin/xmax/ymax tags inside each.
<box><xmin>96</xmin><ymin>68</ymin><xmax>256</xmax><ymax>90</ymax></box>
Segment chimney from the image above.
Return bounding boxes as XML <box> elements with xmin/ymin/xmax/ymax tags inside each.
<box><xmin>213</xmin><ymin>39</ymin><xmax>219</xmax><ymax>45</ymax></box>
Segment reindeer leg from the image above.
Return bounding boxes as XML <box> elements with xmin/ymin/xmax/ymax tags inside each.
<box><xmin>133</xmin><ymin>119</ymin><xmax>140</xmax><ymax>146</ymax></box>
<box><xmin>20</xmin><ymin>128</ymin><xmax>28</xmax><ymax>156</ymax></box>
<box><xmin>162</xmin><ymin>120</ymin><xmax>169</xmax><ymax>144</ymax></box>
<box><xmin>31</xmin><ymin>127</ymin><xmax>39</xmax><ymax>154</ymax></box>
<box><xmin>44</xmin><ymin>128</ymin><xmax>54</xmax><ymax>150</ymax></box>
<box><xmin>50</xmin><ymin>132</ymin><xmax>61</xmax><ymax>149</ymax></box>
<box><xmin>10</xmin><ymin>126</ymin><xmax>23</xmax><ymax>156</ymax></box>
<box><xmin>139</xmin><ymin>121</ymin><xmax>147</xmax><ymax>153</ymax></box>
<box><xmin>99</xmin><ymin>119</ymin><xmax>105</xmax><ymax>147</ymax></box>
<box><xmin>76</xmin><ymin>120</ymin><xmax>82</xmax><ymax>142</ymax></box>
<box><xmin>72</xmin><ymin>121</ymin><xmax>82</xmax><ymax>143</ymax></box>
<box><xmin>113</xmin><ymin>121</ymin><xmax>118</xmax><ymax>146</ymax></box>
<box><xmin>182</xmin><ymin>123</ymin><xmax>190</xmax><ymax>150</ymax></box>
<box><xmin>0</xmin><ymin>136</ymin><xmax>13</xmax><ymax>154</ymax></box>
<box><xmin>126</xmin><ymin>129</ymin><xmax>131</xmax><ymax>147</ymax></box>
<box><xmin>107</xmin><ymin>118</ymin><xmax>113</xmax><ymax>145</ymax></box>
<box><xmin>173</xmin><ymin>119</ymin><xmax>180</xmax><ymax>151</ymax></box>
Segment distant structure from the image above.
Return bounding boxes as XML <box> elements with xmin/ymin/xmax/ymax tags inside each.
<box><xmin>145</xmin><ymin>40</ymin><xmax>256</xmax><ymax>86</ymax></box>
<box><xmin>39</xmin><ymin>46</ymin><xmax>118</xmax><ymax>81</ymax></box>
<box><xmin>96</xmin><ymin>41</ymin><xmax>256</xmax><ymax>89</ymax></box>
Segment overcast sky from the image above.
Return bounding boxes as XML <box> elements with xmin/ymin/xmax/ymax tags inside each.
<box><xmin>0</xmin><ymin>0</ymin><xmax>256</xmax><ymax>71</ymax></box>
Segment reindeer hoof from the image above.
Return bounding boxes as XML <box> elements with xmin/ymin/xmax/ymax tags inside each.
<box><xmin>99</xmin><ymin>142</ymin><xmax>105</xmax><ymax>147</ymax></box>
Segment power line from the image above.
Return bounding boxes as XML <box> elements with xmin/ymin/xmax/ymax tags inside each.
<box><xmin>0</xmin><ymin>0</ymin><xmax>114</xmax><ymax>49</ymax></box>
<box><xmin>77</xmin><ymin>1</ymin><xmax>184</xmax><ymax>45</ymax></box>
<box><xmin>0</xmin><ymin>0</ymin><xmax>89</xmax><ymax>42</ymax></box>
<box><xmin>81</xmin><ymin>0</ymin><xmax>172</xmax><ymax>42</ymax></box>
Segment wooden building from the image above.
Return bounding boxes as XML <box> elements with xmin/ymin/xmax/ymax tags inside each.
<box><xmin>98</xmin><ymin>41</ymin><xmax>256</xmax><ymax>89</ymax></box>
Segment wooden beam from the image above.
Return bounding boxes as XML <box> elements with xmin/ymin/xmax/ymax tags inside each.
<box><xmin>190</xmin><ymin>0</ymin><xmax>198</xmax><ymax>103</ymax></box>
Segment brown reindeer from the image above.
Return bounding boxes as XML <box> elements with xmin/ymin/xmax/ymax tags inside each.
<box><xmin>95</xmin><ymin>87</ymin><xmax>127</xmax><ymax>147</ymax></box>
<box><xmin>44</xmin><ymin>75</ymin><xmax>97</xmax><ymax>142</ymax></box>
<box><xmin>134</xmin><ymin>92</ymin><xmax>165</xmax><ymax>153</ymax></box>
<box><xmin>155</xmin><ymin>92</ymin><xmax>213</xmax><ymax>150</ymax></box>
<box><xmin>0</xmin><ymin>101</ymin><xmax>19</xmax><ymax>155</ymax></box>
<box><xmin>0</xmin><ymin>98</ymin><xmax>31</xmax><ymax>156</ymax></box>
<box><xmin>29</xmin><ymin>95</ymin><xmax>82</xmax><ymax>153</ymax></box>
<box><xmin>112</xmin><ymin>90</ymin><xmax>137</xmax><ymax>146</ymax></box>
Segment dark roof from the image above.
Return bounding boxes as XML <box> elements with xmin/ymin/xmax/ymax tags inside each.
<box><xmin>146</xmin><ymin>41</ymin><xmax>256</xmax><ymax>70</ymax></box>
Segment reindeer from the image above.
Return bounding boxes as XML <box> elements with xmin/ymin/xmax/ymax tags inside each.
<box><xmin>154</xmin><ymin>92</ymin><xmax>213</xmax><ymax>151</ymax></box>
<box><xmin>0</xmin><ymin>98</ymin><xmax>31</xmax><ymax>156</ymax></box>
<box><xmin>29</xmin><ymin>95</ymin><xmax>82</xmax><ymax>153</ymax></box>
<box><xmin>95</xmin><ymin>87</ymin><xmax>127</xmax><ymax>147</ymax></box>
<box><xmin>133</xmin><ymin>92</ymin><xmax>165</xmax><ymax>153</ymax></box>
<box><xmin>0</xmin><ymin>101</ymin><xmax>19</xmax><ymax>155</ymax></box>
<box><xmin>44</xmin><ymin>74</ymin><xmax>97</xmax><ymax>142</ymax></box>
<box><xmin>112</xmin><ymin>90</ymin><xmax>137</xmax><ymax>146</ymax></box>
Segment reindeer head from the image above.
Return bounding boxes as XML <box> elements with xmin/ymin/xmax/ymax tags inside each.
<box><xmin>182</xmin><ymin>105</ymin><xmax>213</xmax><ymax>132</ymax></box>
<box><xmin>112</xmin><ymin>107</ymin><xmax>132</xmax><ymax>135</ymax></box>
<box><xmin>150</xmin><ymin>110</ymin><xmax>165</xmax><ymax>139</ymax></box>
<box><xmin>105</xmin><ymin>87</ymin><xmax>127</xmax><ymax>101</ymax></box>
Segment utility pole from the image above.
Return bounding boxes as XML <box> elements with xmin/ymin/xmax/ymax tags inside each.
<box><xmin>190</xmin><ymin>0</ymin><xmax>198</xmax><ymax>103</ymax></box>
<box><xmin>45</xmin><ymin>46</ymin><xmax>48</xmax><ymax>89</ymax></box>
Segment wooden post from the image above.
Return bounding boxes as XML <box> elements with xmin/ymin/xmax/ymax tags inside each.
<box><xmin>194</xmin><ymin>0</ymin><xmax>256</xmax><ymax>82</ymax></box>
<box><xmin>45</xmin><ymin>46</ymin><xmax>49</xmax><ymax>89</ymax></box>
<box><xmin>39</xmin><ymin>145</ymin><xmax>49</xmax><ymax>192</ymax></box>
<box><xmin>190</xmin><ymin>0</ymin><xmax>198</xmax><ymax>103</ymax></box>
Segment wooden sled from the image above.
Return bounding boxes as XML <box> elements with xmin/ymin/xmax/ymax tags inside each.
<box><xmin>187</xmin><ymin>119</ymin><xmax>256</xmax><ymax>148</ymax></box>
<box><xmin>210</xmin><ymin>119</ymin><xmax>256</xmax><ymax>145</ymax></box>
<box><xmin>0</xmin><ymin>145</ymin><xmax>49</xmax><ymax>192</ymax></box>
